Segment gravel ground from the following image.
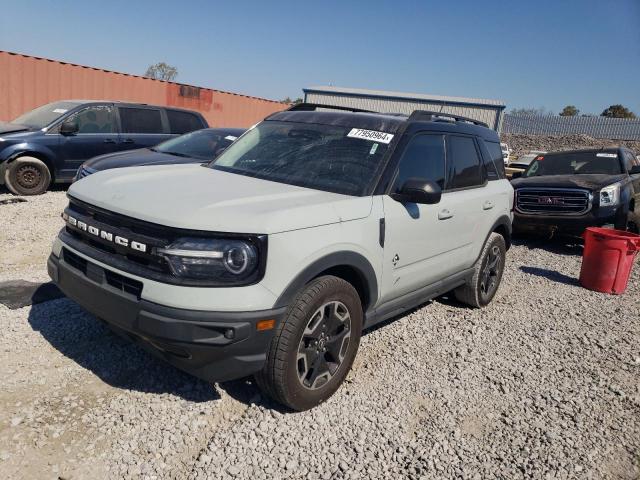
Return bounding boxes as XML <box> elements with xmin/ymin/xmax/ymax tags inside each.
<box><xmin>502</xmin><ymin>134</ymin><xmax>640</xmax><ymax>158</ymax></box>
<box><xmin>1</xmin><ymin>188</ymin><xmax>639</xmax><ymax>480</ymax></box>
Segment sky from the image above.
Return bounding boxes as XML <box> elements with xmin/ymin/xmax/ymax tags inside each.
<box><xmin>1</xmin><ymin>0</ymin><xmax>639</xmax><ymax>115</ymax></box>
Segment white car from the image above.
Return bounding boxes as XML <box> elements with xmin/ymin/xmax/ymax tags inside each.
<box><xmin>500</xmin><ymin>142</ymin><xmax>511</xmax><ymax>165</ymax></box>
<box><xmin>48</xmin><ymin>105</ymin><xmax>514</xmax><ymax>410</ymax></box>
<box><xmin>509</xmin><ymin>150</ymin><xmax>547</xmax><ymax>170</ymax></box>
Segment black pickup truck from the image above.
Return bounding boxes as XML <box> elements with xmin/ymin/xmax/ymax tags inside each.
<box><xmin>511</xmin><ymin>147</ymin><xmax>640</xmax><ymax>236</ymax></box>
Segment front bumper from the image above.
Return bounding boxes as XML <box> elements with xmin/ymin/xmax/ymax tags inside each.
<box><xmin>48</xmin><ymin>251</ymin><xmax>286</xmax><ymax>383</ymax></box>
<box><xmin>513</xmin><ymin>205</ymin><xmax>625</xmax><ymax>236</ymax></box>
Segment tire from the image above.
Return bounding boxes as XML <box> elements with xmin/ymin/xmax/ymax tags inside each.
<box><xmin>454</xmin><ymin>232</ymin><xmax>506</xmax><ymax>308</ymax></box>
<box><xmin>255</xmin><ymin>275</ymin><xmax>363</xmax><ymax>411</ymax></box>
<box><xmin>626</xmin><ymin>211</ymin><xmax>639</xmax><ymax>233</ymax></box>
<box><xmin>4</xmin><ymin>156</ymin><xmax>51</xmax><ymax>196</ymax></box>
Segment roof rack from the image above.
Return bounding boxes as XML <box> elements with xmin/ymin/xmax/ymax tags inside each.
<box><xmin>408</xmin><ymin>110</ymin><xmax>489</xmax><ymax>128</ymax></box>
<box><xmin>281</xmin><ymin>103</ymin><xmax>490</xmax><ymax>128</ymax></box>
<box><xmin>286</xmin><ymin>102</ymin><xmax>375</xmax><ymax>114</ymax></box>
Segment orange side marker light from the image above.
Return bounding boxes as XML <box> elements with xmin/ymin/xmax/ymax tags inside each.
<box><xmin>256</xmin><ymin>319</ymin><xmax>276</xmax><ymax>331</ymax></box>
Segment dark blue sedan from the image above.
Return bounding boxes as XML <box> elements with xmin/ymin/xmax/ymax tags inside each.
<box><xmin>75</xmin><ymin>127</ymin><xmax>245</xmax><ymax>181</ymax></box>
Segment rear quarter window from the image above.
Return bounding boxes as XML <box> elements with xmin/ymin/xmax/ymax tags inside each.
<box><xmin>483</xmin><ymin>140</ymin><xmax>506</xmax><ymax>179</ymax></box>
<box><xmin>167</xmin><ymin>110</ymin><xmax>204</xmax><ymax>134</ymax></box>
<box><xmin>119</xmin><ymin>107</ymin><xmax>164</xmax><ymax>134</ymax></box>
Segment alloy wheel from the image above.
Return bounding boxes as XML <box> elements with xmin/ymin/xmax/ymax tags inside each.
<box><xmin>297</xmin><ymin>301</ymin><xmax>352</xmax><ymax>390</ymax></box>
<box><xmin>480</xmin><ymin>245</ymin><xmax>502</xmax><ymax>296</ymax></box>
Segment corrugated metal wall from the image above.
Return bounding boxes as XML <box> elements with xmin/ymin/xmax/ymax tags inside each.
<box><xmin>305</xmin><ymin>91</ymin><xmax>504</xmax><ymax>131</ymax></box>
<box><xmin>0</xmin><ymin>51</ymin><xmax>287</xmax><ymax>127</ymax></box>
<box><xmin>503</xmin><ymin>114</ymin><xmax>640</xmax><ymax>141</ymax></box>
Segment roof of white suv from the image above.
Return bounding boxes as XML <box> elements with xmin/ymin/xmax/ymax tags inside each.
<box><xmin>267</xmin><ymin>104</ymin><xmax>499</xmax><ymax>141</ymax></box>
<box><xmin>269</xmin><ymin>110</ymin><xmax>407</xmax><ymax>133</ymax></box>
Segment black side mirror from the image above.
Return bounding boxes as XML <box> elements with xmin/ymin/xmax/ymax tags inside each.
<box><xmin>629</xmin><ymin>165</ymin><xmax>640</xmax><ymax>175</ymax></box>
<box><xmin>60</xmin><ymin>120</ymin><xmax>79</xmax><ymax>135</ymax></box>
<box><xmin>391</xmin><ymin>178</ymin><xmax>442</xmax><ymax>204</ymax></box>
<box><xmin>511</xmin><ymin>171</ymin><xmax>523</xmax><ymax>179</ymax></box>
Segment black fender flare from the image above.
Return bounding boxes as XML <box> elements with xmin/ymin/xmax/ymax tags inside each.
<box><xmin>492</xmin><ymin>214</ymin><xmax>512</xmax><ymax>243</ymax></box>
<box><xmin>274</xmin><ymin>251</ymin><xmax>378</xmax><ymax>310</ymax></box>
<box><xmin>465</xmin><ymin>214</ymin><xmax>512</xmax><ymax>277</ymax></box>
<box><xmin>481</xmin><ymin>214</ymin><xmax>512</xmax><ymax>256</ymax></box>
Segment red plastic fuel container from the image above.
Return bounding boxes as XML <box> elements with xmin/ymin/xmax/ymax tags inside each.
<box><xmin>579</xmin><ymin>227</ymin><xmax>640</xmax><ymax>294</ymax></box>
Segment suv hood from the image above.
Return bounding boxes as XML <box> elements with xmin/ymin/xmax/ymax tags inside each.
<box><xmin>69</xmin><ymin>164</ymin><xmax>373</xmax><ymax>234</ymax></box>
<box><xmin>511</xmin><ymin>174</ymin><xmax>627</xmax><ymax>191</ymax></box>
<box><xmin>83</xmin><ymin>148</ymin><xmax>199</xmax><ymax>171</ymax></box>
<box><xmin>0</xmin><ymin>122</ymin><xmax>30</xmax><ymax>135</ymax></box>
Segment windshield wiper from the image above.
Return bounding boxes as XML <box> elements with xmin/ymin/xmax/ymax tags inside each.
<box><xmin>163</xmin><ymin>151</ymin><xmax>192</xmax><ymax>158</ymax></box>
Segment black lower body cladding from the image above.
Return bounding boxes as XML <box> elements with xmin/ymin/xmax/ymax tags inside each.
<box><xmin>48</xmin><ymin>252</ymin><xmax>286</xmax><ymax>383</ymax></box>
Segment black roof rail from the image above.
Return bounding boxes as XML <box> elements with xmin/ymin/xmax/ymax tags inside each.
<box><xmin>286</xmin><ymin>102</ymin><xmax>375</xmax><ymax>114</ymax></box>
<box><xmin>408</xmin><ymin>110</ymin><xmax>489</xmax><ymax>128</ymax></box>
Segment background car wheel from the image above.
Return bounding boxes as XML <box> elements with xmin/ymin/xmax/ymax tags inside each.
<box><xmin>454</xmin><ymin>232</ymin><xmax>506</xmax><ymax>308</ymax></box>
<box><xmin>255</xmin><ymin>275</ymin><xmax>363</xmax><ymax>411</ymax></box>
<box><xmin>4</xmin><ymin>156</ymin><xmax>51</xmax><ymax>196</ymax></box>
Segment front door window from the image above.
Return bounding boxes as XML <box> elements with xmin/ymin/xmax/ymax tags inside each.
<box><xmin>66</xmin><ymin>105</ymin><xmax>116</xmax><ymax>134</ymax></box>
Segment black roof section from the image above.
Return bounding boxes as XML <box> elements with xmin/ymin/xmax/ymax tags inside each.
<box><xmin>266</xmin><ymin>103</ymin><xmax>497</xmax><ymax>139</ymax></box>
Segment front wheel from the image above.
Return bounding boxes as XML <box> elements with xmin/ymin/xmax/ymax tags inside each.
<box><xmin>255</xmin><ymin>276</ymin><xmax>363</xmax><ymax>411</ymax></box>
<box><xmin>626</xmin><ymin>211</ymin><xmax>639</xmax><ymax>234</ymax></box>
<box><xmin>454</xmin><ymin>232</ymin><xmax>506</xmax><ymax>308</ymax></box>
<box><xmin>4</xmin><ymin>156</ymin><xmax>52</xmax><ymax>196</ymax></box>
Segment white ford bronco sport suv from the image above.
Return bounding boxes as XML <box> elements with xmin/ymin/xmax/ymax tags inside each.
<box><xmin>49</xmin><ymin>104</ymin><xmax>514</xmax><ymax>410</ymax></box>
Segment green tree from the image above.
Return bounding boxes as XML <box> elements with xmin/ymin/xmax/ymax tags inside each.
<box><xmin>145</xmin><ymin>62</ymin><xmax>178</xmax><ymax>81</ymax></box>
<box><xmin>281</xmin><ymin>97</ymin><xmax>304</xmax><ymax>104</ymax></box>
<box><xmin>600</xmin><ymin>104</ymin><xmax>636</xmax><ymax>118</ymax></box>
<box><xmin>559</xmin><ymin>105</ymin><xmax>579</xmax><ymax>116</ymax></box>
<box><xmin>510</xmin><ymin>107</ymin><xmax>552</xmax><ymax>116</ymax></box>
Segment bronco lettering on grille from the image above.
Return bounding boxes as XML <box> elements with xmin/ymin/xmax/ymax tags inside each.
<box><xmin>62</xmin><ymin>212</ymin><xmax>147</xmax><ymax>253</ymax></box>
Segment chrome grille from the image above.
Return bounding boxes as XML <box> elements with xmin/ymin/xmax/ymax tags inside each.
<box><xmin>515</xmin><ymin>188</ymin><xmax>591</xmax><ymax>215</ymax></box>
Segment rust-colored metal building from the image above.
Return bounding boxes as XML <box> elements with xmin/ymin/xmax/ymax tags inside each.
<box><xmin>0</xmin><ymin>50</ymin><xmax>287</xmax><ymax>127</ymax></box>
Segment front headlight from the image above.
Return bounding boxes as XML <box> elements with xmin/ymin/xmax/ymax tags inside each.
<box><xmin>599</xmin><ymin>183</ymin><xmax>620</xmax><ymax>207</ymax></box>
<box><xmin>156</xmin><ymin>237</ymin><xmax>261</xmax><ymax>284</ymax></box>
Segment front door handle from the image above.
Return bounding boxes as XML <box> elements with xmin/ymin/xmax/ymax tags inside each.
<box><xmin>438</xmin><ymin>209</ymin><xmax>453</xmax><ymax>220</ymax></box>
<box><xmin>483</xmin><ymin>201</ymin><xmax>495</xmax><ymax>210</ymax></box>
<box><xmin>103</xmin><ymin>139</ymin><xmax>116</xmax><ymax>144</ymax></box>
<box><xmin>122</xmin><ymin>138</ymin><xmax>134</xmax><ymax>144</ymax></box>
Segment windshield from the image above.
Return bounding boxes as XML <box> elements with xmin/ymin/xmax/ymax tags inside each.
<box><xmin>154</xmin><ymin>129</ymin><xmax>235</xmax><ymax>160</ymax></box>
<box><xmin>209</xmin><ymin>121</ymin><xmax>392</xmax><ymax>196</ymax></box>
<box><xmin>12</xmin><ymin>101</ymin><xmax>80</xmax><ymax>129</ymax></box>
<box><xmin>525</xmin><ymin>151</ymin><xmax>623</xmax><ymax>177</ymax></box>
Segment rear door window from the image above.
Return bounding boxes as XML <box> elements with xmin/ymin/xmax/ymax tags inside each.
<box><xmin>118</xmin><ymin>107</ymin><xmax>164</xmax><ymax>134</ymax></box>
<box><xmin>392</xmin><ymin>134</ymin><xmax>446</xmax><ymax>192</ymax></box>
<box><xmin>167</xmin><ymin>110</ymin><xmax>204</xmax><ymax>134</ymax></box>
<box><xmin>445</xmin><ymin>135</ymin><xmax>484</xmax><ymax>190</ymax></box>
